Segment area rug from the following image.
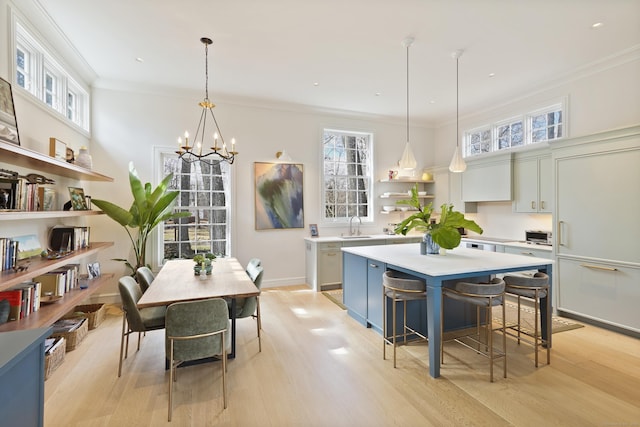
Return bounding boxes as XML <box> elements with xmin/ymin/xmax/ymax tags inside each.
<box><xmin>496</xmin><ymin>301</ymin><xmax>583</xmax><ymax>334</ymax></box>
<box><xmin>322</xmin><ymin>290</ymin><xmax>583</xmax><ymax>334</ymax></box>
<box><xmin>322</xmin><ymin>289</ymin><xmax>346</xmax><ymax>310</ymax></box>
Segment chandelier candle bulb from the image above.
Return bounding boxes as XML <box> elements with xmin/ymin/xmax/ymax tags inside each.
<box><xmin>231</xmin><ymin>138</ymin><xmax>236</xmax><ymax>153</ymax></box>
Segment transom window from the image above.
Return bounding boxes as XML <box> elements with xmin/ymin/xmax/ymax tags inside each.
<box><xmin>12</xmin><ymin>18</ymin><xmax>90</xmax><ymax>132</ymax></box>
<box><xmin>322</xmin><ymin>129</ymin><xmax>373</xmax><ymax>222</ymax></box>
<box><xmin>161</xmin><ymin>154</ymin><xmax>232</xmax><ymax>262</ymax></box>
<box><xmin>463</xmin><ymin>101</ymin><xmax>565</xmax><ymax>158</ymax></box>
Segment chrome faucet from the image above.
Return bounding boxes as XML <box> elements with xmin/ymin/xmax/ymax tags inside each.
<box><xmin>349</xmin><ymin>216</ymin><xmax>362</xmax><ymax>236</ymax></box>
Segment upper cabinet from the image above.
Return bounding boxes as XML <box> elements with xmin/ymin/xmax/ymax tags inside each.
<box><xmin>461</xmin><ymin>152</ymin><xmax>513</xmax><ymax>202</ymax></box>
<box><xmin>512</xmin><ymin>150</ymin><xmax>552</xmax><ymax>213</ymax></box>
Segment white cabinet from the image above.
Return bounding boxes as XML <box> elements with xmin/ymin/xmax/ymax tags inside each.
<box><xmin>461</xmin><ymin>153</ymin><xmax>513</xmax><ymax>202</ymax></box>
<box><xmin>552</xmin><ymin>125</ymin><xmax>640</xmax><ymax>334</ymax></box>
<box><xmin>513</xmin><ymin>151</ymin><xmax>552</xmax><ymax>213</ymax></box>
<box><xmin>557</xmin><ymin>258</ymin><xmax>640</xmax><ymax>333</ymax></box>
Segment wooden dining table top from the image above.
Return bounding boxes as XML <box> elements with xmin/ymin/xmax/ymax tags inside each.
<box><xmin>137</xmin><ymin>258</ymin><xmax>260</xmax><ymax>308</ymax></box>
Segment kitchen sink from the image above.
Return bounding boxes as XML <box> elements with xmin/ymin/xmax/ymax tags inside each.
<box><xmin>341</xmin><ymin>235</ymin><xmax>371</xmax><ymax>239</ymax></box>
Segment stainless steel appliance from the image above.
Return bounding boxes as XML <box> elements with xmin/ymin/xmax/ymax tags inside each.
<box><xmin>464</xmin><ymin>241</ymin><xmax>496</xmax><ymax>251</ymax></box>
<box><xmin>525</xmin><ymin>230</ymin><xmax>552</xmax><ymax>246</ymax></box>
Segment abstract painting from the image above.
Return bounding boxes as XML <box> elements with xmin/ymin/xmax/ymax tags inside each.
<box><xmin>0</xmin><ymin>77</ymin><xmax>20</xmax><ymax>145</ymax></box>
<box><xmin>255</xmin><ymin>162</ymin><xmax>304</xmax><ymax>230</ymax></box>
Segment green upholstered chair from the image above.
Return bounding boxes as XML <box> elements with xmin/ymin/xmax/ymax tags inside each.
<box><xmin>117</xmin><ymin>276</ymin><xmax>166</xmax><ymax>377</ymax></box>
<box><xmin>136</xmin><ymin>266</ymin><xmax>155</xmax><ymax>293</ymax></box>
<box><xmin>165</xmin><ymin>298</ymin><xmax>231</xmax><ymax>421</ymax></box>
<box><xmin>229</xmin><ymin>260</ymin><xmax>264</xmax><ymax>352</ymax></box>
<box><xmin>441</xmin><ymin>278</ymin><xmax>507</xmax><ymax>382</ymax></box>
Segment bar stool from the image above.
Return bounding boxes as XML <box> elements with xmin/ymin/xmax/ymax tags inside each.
<box><xmin>503</xmin><ymin>272</ymin><xmax>550</xmax><ymax>367</ymax></box>
<box><xmin>382</xmin><ymin>270</ymin><xmax>427</xmax><ymax>368</ymax></box>
<box><xmin>441</xmin><ymin>278</ymin><xmax>506</xmax><ymax>382</ymax></box>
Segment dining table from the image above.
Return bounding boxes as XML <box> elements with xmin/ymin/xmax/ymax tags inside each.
<box><xmin>137</xmin><ymin>258</ymin><xmax>260</xmax><ymax>359</ymax></box>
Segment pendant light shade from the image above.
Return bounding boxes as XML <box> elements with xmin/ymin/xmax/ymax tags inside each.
<box><xmin>398</xmin><ymin>37</ymin><xmax>417</xmax><ymax>171</ymax></box>
<box><xmin>449</xmin><ymin>49</ymin><xmax>467</xmax><ymax>173</ymax></box>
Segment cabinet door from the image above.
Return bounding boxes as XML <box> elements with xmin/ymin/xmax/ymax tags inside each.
<box><xmin>556</xmin><ymin>147</ymin><xmax>640</xmax><ymax>262</ymax></box>
<box><xmin>461</xmin><ymin>155</ymin><xmax>512</xmax><ymax>202</ymax></box>
<box><xmin>318</xmin><ymin>248</ymin><xmax>342</xmax><ymax>288</ymax></box>
<box><xmin>538</xmin><ymin>155</ymin><xmax>552</xmax><ymax>213</ymax></box>
<box><xmin>513</xmin><ymin>157</ymin><xmax>538</xmax><ymax>212</ymax></box>
<box><xmin>366</xmin><ymin>260</ymin><xmax>385</xmax><ymax>332</ymax></box>
<box><xmin>558</xmin><ymin>257</ymin><xmax>640</xmax><ymax>332</ymax></box>
<box><xmin>342</xmin><ymin>253</ymin><xmax>368</xmax><ymax>326</ymax></box>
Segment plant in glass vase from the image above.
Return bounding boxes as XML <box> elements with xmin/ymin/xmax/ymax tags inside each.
<box><xmin>394</xmin><ymin>184</ymin><xmax>483</xmax><ymax>254</ymax></box>
<box><xmin>192</xmin><ymin>253</ymin><xmax>216</xmax><ymax>275</ymax></box>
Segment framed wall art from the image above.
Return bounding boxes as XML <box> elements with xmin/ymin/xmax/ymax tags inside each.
<box><xmin>49</xmin><ymin>138</ymin><xmax>68</xmax><ymax>161</ymax></box>
<box><xmin>254</xmin><ymin>162</ymin><xmax>304</xmax><ymax>230</ymax></box>
<box><xmin>0</xmin><ymin>77</ymin><xmax>20</xmax><ymax>146</ymax></box>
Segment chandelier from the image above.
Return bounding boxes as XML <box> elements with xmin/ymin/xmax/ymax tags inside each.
<box><xmin>177</xmin><ymin>37</ymin><xmax>237</xmax><ymax>164</ymax></box>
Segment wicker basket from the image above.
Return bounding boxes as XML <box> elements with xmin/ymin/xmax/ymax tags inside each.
<box><xmin>51</xmin><ymin>317</ymin><xmax>89</xmax><ymax>351</ymax></box>
<box><xmin>63</xmin><ymin>303</ymin><xmax>106</xmax><ymax>330</ymax></box>
<box><xmin>44</xmin><ymin>337</ymin><xmax>66</xmax><ymax>380</ymax></box>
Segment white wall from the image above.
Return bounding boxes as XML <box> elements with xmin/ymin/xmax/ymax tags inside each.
<box><xmin>88</xmin><ymin>86</ymin><xmax>435</xmax><ymax>294</ymax></box>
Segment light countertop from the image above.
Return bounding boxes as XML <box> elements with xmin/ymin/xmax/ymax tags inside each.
<box><xmin>462</xmin><ymin>236</ymin><xmax>552</xmax><ymax>252</ymax></box>
<box><xmin>341</xmin><ymin>244</ymin><xmax>553</xmax><ymax>277</ymax></box>
<box><xmin>304</xmin><ymin>234</ymin><xmax>421</xmax><ymax>243</ymax></box>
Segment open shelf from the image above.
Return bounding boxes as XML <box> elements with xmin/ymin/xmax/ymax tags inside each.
<box><xmin>0</xmin><ymin>272</ymin><xmax>114</xmax><ymax>332</ymax></box>
<box><xmin>0</xmin><ymin>242</ymin><xmax>114</xmax><ymax>292</ymax></box>
<box><xmin>379</xmin><ymin>179</ymin><xmax>434</xmax><ymax>183</ymax></box>
<box><xmin>0</xmin><ymin>210</ymin><xmax>105</xmax><ymax>221</ymax></box>
<box><xmin>0</xmin><ymin>141</ymin><xmax>113</xmax><ymax>182</ymax></box>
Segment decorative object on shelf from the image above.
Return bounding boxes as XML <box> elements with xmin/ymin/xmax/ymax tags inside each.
<box><xmin>87</xmin><ymin>262</ymin><xmax>101</xmax><ymax>279</ymax></box>
<box><xmin>394</xmin><ymin>184</ymin><xmax>483</xmax><ymax>253</ymax></box>
<box><xmin>91</xmin><ymin>162</ymin><xmax>190</xmax><ymax>274</ymax></box>
<box><xmin>75</xmin><ymin>146</ymin><xmax>93</xmax><ymax>169</ymax></box>
<box><xmin>449</xmin><ymin>49</ymin><xmax>467</xmax><ymax>173</ymax></box>
<box><xmin>309</xmin><ymin>223</ymin><xmax>319</xmax><ymax>237</ymax></box>
<box><xmin>192</xmin><ymin>253</ymin><xmax>216</xmax><ymax>275</ymax></box>
<box><xmin>65</xmin><ymin>147</ymin><xmax>75</xmax><ymax>163</ymax></box>
<box><xmin>254</xmin><ymin>162</ymin><xmax>304</xmax><ymax>230</ymax></box>
<box><xmin>68</xmin><ymin>187</ymin><xmax>88</xmax><ymax>210</ymax></box>
<box><xmin>398</xmin><ymin>37</ymin><xmax>417</xmax><ymax>174</ymax></box>
<box><xmin>177</xmin><ymin>37</ymin><xmax>238</xmax><ymax>165</ymax></box>
<box><xmin>49</xmin><ymin>138</ymin><xmax>67</xmax><ymax>161</ymax></box>
<box><xmin>14</xmin><ymin>234</ymin><xmax>42</xmax><ymax>260</ymax></box>
<box><xmin>0</xmin><ymin>77</ymin><xmax>20</xmax><ymax>146</ymax></box>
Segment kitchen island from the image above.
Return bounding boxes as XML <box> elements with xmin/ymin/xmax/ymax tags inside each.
<box><xmin>342</xmin><ymin>244</ymin><xmax>554</xmax><ymax>378</ymax></box>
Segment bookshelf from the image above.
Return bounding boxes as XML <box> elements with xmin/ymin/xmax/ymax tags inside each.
<box><xmin>0</xmin><ymin>141</ymin><xmax>115</xmax><ymax>332</ymax></box>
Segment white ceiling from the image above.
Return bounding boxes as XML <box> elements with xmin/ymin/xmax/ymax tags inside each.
<box><xmin>35</xmin><ymin>0</ymin><xmax>640</xmax><ymax>126</ymax></box>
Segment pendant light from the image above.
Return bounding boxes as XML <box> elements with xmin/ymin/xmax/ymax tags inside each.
<box><xmin>449</xmin><ymin>49</ymin><xmax>467</xmax><ymax>173</ymax></box>
<box><xmin>398</xmin><ymin>37</ymin><xmax>417</xmax><ymax>171</ymax></box>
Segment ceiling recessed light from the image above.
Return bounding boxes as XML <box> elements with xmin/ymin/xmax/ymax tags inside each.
<box><xmin>375</xmin><ymin>92</ymin><xmax>381</xmax><ymax>96</ymax></box>
<box><xmin>591</xmin><ymin>22</ymin><xmax>604</xmax><ymax>29</ymax></box>
<box><xmin>429</xmin><ymin>100</ymin><xmax>436</xmax><ymax>104</ymax></box>
<box><xmin>135</xmin><ymin>57</ymin><xmax>144</xmax><ymax>63</ymax></box>
<box><xmin>313</xmin><ymin>82</ymin><xmax>319</xmax><ymax>86</ymax></box>
<box><xmin>488</xmin><ymin>73</ymin><xmax>496</xmax><ymax>78</ymax></box>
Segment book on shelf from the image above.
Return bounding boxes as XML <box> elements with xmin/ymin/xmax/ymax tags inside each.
<box><xmin>0</xmin><ymin>289</ymin><xmax>23</xmax><ymax>321</ymax></box>
<box><xmin>44</xmin><ymin>336</ymin><xmax>65</xmax><ymax>355</ymax></box>
<box><xmin>34</xmin><ymin>271</ymin><xmax>66</xmax><ymax>297</ymax></box>
<box><xmin>37</xmin><ymin>187</ymin><xmax>56</xmax><ymax>211</ymax></box>
<box><xmin>0</xmin><ymin>238</ymin><xmax>18</xmax><ymax>271</ymax></box>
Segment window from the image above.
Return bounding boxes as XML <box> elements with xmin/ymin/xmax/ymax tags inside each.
<box><xmin>496</xmin><ymin>118</ymin><xmax>524</xmax><ymax>150</ymax></box>
<box><xmin>529</xmin><ymin>106</ymin><xmax>563</xmax><ymax>143</ymax></box>
<box><xmin>161</xmin><ymin>154</ymin><xmax>232</xmax><ymax>261</ymax></box>
<box><xmin>466</xmin><ymin>126</ymin><xmax>492</xmax><ymax>156</ymax></box>
<box><xmin>322</xmin><ymin>129</ymin><xmax>373</xmax><ymax>222</ymax></box>
<box><xmin>463</xmin><ymin>101</ymin><xmax>565</xmax><ymax>158</ymax></box>
<box><xmin>13</xmin><ymin>19</ymin><xmax>90</xmax><ymax>132</ymax></box>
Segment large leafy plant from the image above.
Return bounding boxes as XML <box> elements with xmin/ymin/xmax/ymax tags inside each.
<box><xmin>394</xmin><ymin>184</ymin><xmax>483</xmax><ymax>249</ymax></box>
<box><xmin>92</xmin><ymin>162</ymin><xmax>190</xmax><ymax>274</ymax></box>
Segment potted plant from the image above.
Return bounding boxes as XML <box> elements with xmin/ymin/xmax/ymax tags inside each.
<box><xmin>91</xmin><ymin>162</ymin><xmax>191</xmax><ymax>274</ymax></box>
<box><xmin>394</xmin><ymin>184</ymin><xmax>483</xmax><ymax>254</ymax></box>
<box><xmin>192</xmin><ymin>253</ymin><xmax>216</xmax><ymax>275</ymax></box>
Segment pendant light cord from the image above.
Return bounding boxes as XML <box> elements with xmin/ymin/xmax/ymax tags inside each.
<box><xmin>456</xmin><ymin>54</ymin><xmax>459</xmax><ymax>148</ymax></box>
<box><xmin>406</xmin><ymin>42</ymin><xmax>410</xmax><ymax>144</ymax></box>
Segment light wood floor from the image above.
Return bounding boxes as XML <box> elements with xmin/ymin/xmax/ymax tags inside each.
<box><xmin>44</xmin><ymin>286</ymin><xmax>640</xmax><ymax>427</ymax></box>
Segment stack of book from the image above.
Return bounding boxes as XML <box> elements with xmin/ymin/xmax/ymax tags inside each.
<box><xmin>0</xmin><ymin>237</ymin><xmax>18</xmax><ymax>271</ymax></box>
<box><xmin>0</xmin><ymin>281</ymin><xmax>41</xmax><ymax>321</ymax></box>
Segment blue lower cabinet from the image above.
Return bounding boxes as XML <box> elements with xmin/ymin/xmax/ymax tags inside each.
<box><xmin>343</xmin><ymin>252</ymin><xmax>368</xmax><ymax>326</ymax></box>
<box><xmin>366</xmin><ymin>260</ymin><xmax>385</xmax><ymax>332</ymax></box>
